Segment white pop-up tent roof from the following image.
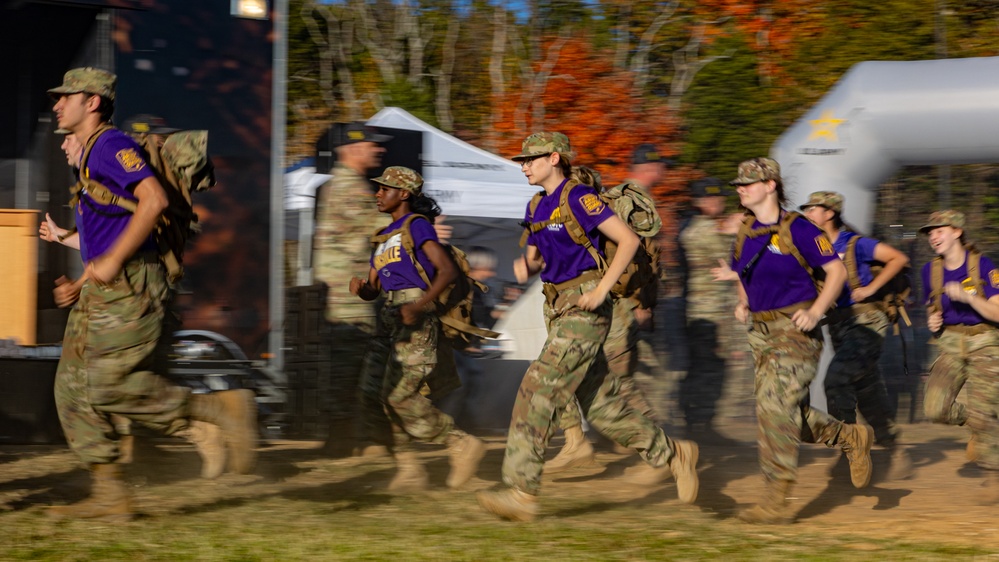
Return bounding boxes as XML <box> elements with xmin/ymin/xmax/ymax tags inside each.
<box><xmin>367</xmin><ymin>107</ymin><xmax>536</xmax><ymax>219</ymax></box>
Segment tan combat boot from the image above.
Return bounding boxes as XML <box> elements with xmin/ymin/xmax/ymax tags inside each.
<box><xmin>668</xmin><ymin>439</ymin><xmax>699</xmax><ymax>504</ymax></box>
<box><xmin>840</xmin><ymin>423</ymin><xmax>874</xmax><ymax>488</ymax></box>
<box><xmin>189</xmin><ymin>389</ymin><xmax>258</xmax><ymax>474</ymax></box>
<box><xmin>48</xmin><ymin>463</ymin><xmax>134</xmax><ymax>522</ymax></box>
<box><xmin>886</xmin><ymin>442</ymin><xmax>914</xmax><ymax>481</ymax></box>
<box><xmin>177</xmin><ymin>421</ymin><xmax>227</xmax><ymax>479</ymax></box>
<box><xmin>544</xmin><ymin>425</ymin><xmax>595</xmax><ymax>474</ymax></box>
<box><xmin>738</xmin><ymin>478</ymin><xmax>793</xmax><ymax>524</ymax></box>
<box><xmin>476</xmin><ymin>487</ymin><xmax>539</xmax><ymax>522</ymax></box>
<box><xmin>388</xmin><ymin>452</ymin><xmax>430</xmax><ymax>493</ymax></box>
<box><xmin>445</xmin><ymin>431</ymin><xmax>486</xmax><ymax>489</ymax></box>
<box><xmin>621</xmin><ymin>461</ymin><xmax>672</xmax><ymax>486</ymax></box>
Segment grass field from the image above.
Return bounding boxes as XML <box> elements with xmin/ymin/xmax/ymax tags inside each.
<box><xmin>2</xmin><ymin>425</ymin><xmax>998</xmax><ymax>561</ymax></box>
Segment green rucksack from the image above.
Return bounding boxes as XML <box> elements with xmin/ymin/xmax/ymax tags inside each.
<box><xmin>370</xmin><ymin>214</ymin><xmax>501</xmax><ymax>348</ymax></box>
<box><xmin>843</xmin><ymin>235</ymin><xmax>913</xmax><ymax>329</ymax></box>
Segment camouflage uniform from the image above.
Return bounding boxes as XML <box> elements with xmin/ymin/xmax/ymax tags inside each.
<box><xmin>679</xmin><ymin>211</ymin><xmax>737</xmax><ymax>428</ymax></box>
<box><xmin>800</xmin><ymin>191</ymin><xmax>901</xmax><ymax>447</ymax></box>
<box><xmin>504</xmin><ymin>280</ymin><xmax>676</xmax><ymax>494</ymax></box>
<box><xmin>55</xmin><ymin>259</ymin><xmax>190</xmax><ymax>464</ymax></box>
<box><xmin>312</xmin><ymin>161</ymin><xmax>391</xmax><ymax>448</ymax></box>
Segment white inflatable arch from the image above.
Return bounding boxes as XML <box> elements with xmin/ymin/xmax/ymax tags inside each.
<box><xmin>772</xmin><ymin>56</ymin><xmax>999</xmax><ymax>230</ymax></box>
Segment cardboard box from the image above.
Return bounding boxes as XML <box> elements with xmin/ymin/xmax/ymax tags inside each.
<box><xmin>0</xmin><ymin>210</ymin><xmax>39</xmax><ymax>345</ymax></box>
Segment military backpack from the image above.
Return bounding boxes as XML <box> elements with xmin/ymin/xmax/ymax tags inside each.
<box><xmin>519</xmin><ymin>180</ymin><xmax>662</xmax><ymax>308</ymax></box>
<box><xmin>72</xmin><ymin>124</ymin><xmax>216</xmax><ymax>284</ymax></box>
<box><xmin>370</xmin><ymin>214</ymin><xmax>501</xmax><ymax>348</ymax></box>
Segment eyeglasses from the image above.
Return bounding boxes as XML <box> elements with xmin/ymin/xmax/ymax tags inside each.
<box><xmin>519</xmin><ymin>154</ymin><xmax>549</xmax><ymax>167</ymax></box>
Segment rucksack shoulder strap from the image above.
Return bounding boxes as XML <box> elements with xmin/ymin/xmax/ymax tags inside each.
<box><xmin>518</xmin><ymin>190</ymin><xmax>547</xmax><ymax>248</ymax></box>
<box><xmin>968</xmin><ymin>248</ymin><xmax>983</xmax><ymax>292</ymax></box>
<box><xmin>778</xmin><ymin>211</ymin><xmax>812</xmax><ymax>275</ymax></box>
<box><xmin>70</xmin><ymin>124</ymin><xmax>115</xmax><ymax>207</ymax></box>
<box><xmin>845</xmin><ymin>234</ymin><xmax>862</xmax><ymax>291</ymax></box>
<box><xmin>732</xmin><ymin>213</ymin><xmax>757</xmax><ymax>261</ymax></box>
<box><xmin>929</xmin><ymin>257</ymin><xmax>944</xmax><ymax>313</ymax></box>
<box><xmin>557</xmin><ymin>180</ymin><xmax>606</xmax><ymax>270</ymax></box>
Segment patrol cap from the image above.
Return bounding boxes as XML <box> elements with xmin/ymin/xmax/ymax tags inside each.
<box><xmin>342</xmin><ymin>122</ymin><xmax>392</xmax><ymax>145</ymax></box>
<box><xmin>919</xmin><ymin>209</ymin><xmax>966</xmax><ymax>234</ymax></box>
<box><xmin>512</xmin><ymin>132</ymin><xmax>573</xmax><ymax>163</ymax></box>
<box><xmin>800</xmin><ymin>191</ymin><xmax>844</xmax><ymax>213</ymax></box>
<box><xmin>47</xmin><ymin>67</ymin><xmax>116</xmax><ymax>101</ymax></box>
<box><xmin>372</xmin><ymin>166</ymin><xmax>423</xmax><ymax>195</ymax></box>
<box><xmin>730</xmin><ymin>157</ymin><xmax>781</xmax><ymax>185</ymax></box>
<box><xmin>123</xmin><ymin>114</ymin><xmax>179</xmax><ymax>135</ymax></box>
<box><xmin>690</xmin><ymin>177</ymin><xmax>729</xmax><ymax>198</ymax></box>
<box><xmin>632</xmin><ymin>143</ymin><xmax>667</xmax><ymax>165</ymax></box>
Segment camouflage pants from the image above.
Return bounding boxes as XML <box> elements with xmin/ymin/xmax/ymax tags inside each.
<box><xmin>748</xmin><ymin>317</ymin><xmax>846</xmax><ymax>483</ymax></box>
<box><xmin>825</xmin><ymin>308</ymin><xmax>898</xmax><ymax>446</ymax></box>
<box><xmin>679</xmin><ymin>318</ymin><xmax>728</xmax><ymax>427</ymax></box>
<box><xmin>922</xmin><ymin>329</ymin><xmax>987</xmax><ymax>427</ymax></box>
<box><xmin>502</xmin><ymin>279</ymin><xmax>675</xmax><ymax>495</ymax></box>
<box><xmin>558</xmin><ymin>296</ymin><xmax>656</xmax><ymax>429</ymax></box>
<box><xmin>377</xmin><ymin>303</ymin><xmax>457</xmax><ymax>452</ymax></box>
<box><xmin>54</xmin><ymin>259</ymin><xmax>189</xmax><ymax>465</ymax></box>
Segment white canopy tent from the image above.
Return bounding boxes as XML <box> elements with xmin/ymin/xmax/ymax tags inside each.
<box><xmin>283</xmin><ymin>108</ymin><xmax>548</xmax><ymax>361</ymax></box>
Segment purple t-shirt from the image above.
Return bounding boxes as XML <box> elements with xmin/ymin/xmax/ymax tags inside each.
<box><xmin>372</xmin><ymin>213</ymin><xmax>439</xmax><ymax>291</ymax></box>
<box><xmin>921</xmin><ymin>252</ymin><xmax>999</xmax><ymax>326</ymax></box>
<box><xmin>77</xmin><ymin>129</ymin><xmax>157</xmax><ymax>262</ymax></box>
<box><xmin>833</xmin><ymin>230</ymin><xmax>879</xmax><ymax>308</ymax></box>
<box><xmin>525</xmin><ymin>179</ymin><xmax>615</xmax><ymax>284</ymax></box>
<box><xmin>732</xmin><ymin>213</ymin><xmax>839</xmax><ymax>312</ymax></box>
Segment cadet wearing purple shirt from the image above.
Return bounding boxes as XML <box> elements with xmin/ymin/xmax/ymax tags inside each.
<box><xmin>832</xmin><ymin>231</ymin><xmax>879</xmax><ymax>308</ymax></box>
<box><xmin>525</xmin><ymin>178</ymin><xmax>614</xmax><ymax>284</ymax></box>
<box><xmin>922</xmin><ymin>253</ymin><xmax>999</xmax><ymax>326</ymax></box>
<box><xmin>77</xmin><ymin>129</ymin><xmax>159</xmax><ymax>262</ymax></box>
<box><xmin>731</xmin><ymin>214</ymin><xmax>837</xmax><ymax>312</ymax></box>
<box><xmin>372</xmin><ymin>213</ymin><xmax>438</xmax><ymax>291</ymax></box>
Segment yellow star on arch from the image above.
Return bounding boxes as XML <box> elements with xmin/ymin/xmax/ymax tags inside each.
<box><xmin>808</xmin><ymin>110</ymin><xmax>846</xmax><ymax>141</ymax></box>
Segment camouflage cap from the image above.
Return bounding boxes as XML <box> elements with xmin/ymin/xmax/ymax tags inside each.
<box><xmin>800</xmin><ymin>191</ymin><xmax>844</xmax><ymax>213</ymax></box>
<box><xmin>512</xmin><ymin>132</ymin><xmax>573</xmax><ymax>162</ymax></box>
<box><xmin>372</xmin><ymin>166</ymin><xmax>424</xmax><ymax>195</ymax></box>
<box><xmin>689</xmin><ymin>177</ymin><xmax>730</xmax><ymax>198</ymax></box>
<box><xmin>919</xmin><ymin>209</ymin><xmax>966</xmax><ymax>234</ymax></box>
<box><xmin>730</xmin><ymin>157</ymin><xmax>781</xmax><ymax>185</ymax></box>
<box><xmin>47</xmin><ymin>67</ymin><xmax>116</xmax><ymax>101</ymax></box>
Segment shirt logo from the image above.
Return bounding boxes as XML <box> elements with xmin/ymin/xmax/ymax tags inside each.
<box><xmin>961</xmin><ymin>277</ymin><xmax>978</xmax><ymax>296</ymax></box>
<box><xmin>579</xmin><ymin>194</ymin><xmax>605</xmax><ymax>216</ymax></box>
<box><xmin>116</xmin><ymin>148</ymin><xmax>146</xmax><ymax>173</ymax></box>
<box><xmin>546</xmin><ymin>207</ymin><xmax>563</xmax><ymax>232</ymax></box>
<box><xmin>373</xmin><ymin>234</ymin><xmax>403</xmax><ymax>270</ymax></box>
<box><xmin>990</xmin><ymin>269</ymin><xmax>999</xmax><ymax>289</ymax></box>
<box><xmin>815</xmin><ymin>235</ymin><xmax>834</xmax><ymax>256</ymax></box>
<box><xmin>767</xmin><ymin>234</ymin><xmax>783</xmax><ymax>255</ymax></box>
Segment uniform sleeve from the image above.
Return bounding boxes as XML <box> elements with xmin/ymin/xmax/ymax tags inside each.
<box><xmin>312</xmin><ymin>176</ymin><xmax>383</xmax><ymax>287</ymax></box>
<box><xmin>790</xmin><ymin>216</ymin><xmax>838</xmax><ymax>269</ymax></box>
<box><xmin>980</xmin><ymin>255</ymin><xmax>999</xmax><ymax>299</ymax></box>
<box><xmin>568</xmin><ymin>184</ymin><xmax>615</xmax><ymax>233</ymax></box>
